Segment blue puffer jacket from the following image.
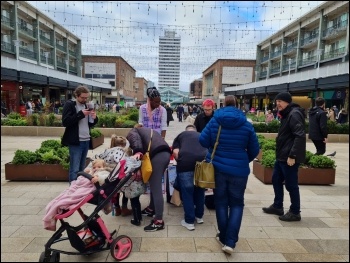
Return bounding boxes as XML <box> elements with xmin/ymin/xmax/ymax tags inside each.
<box><xmin>199</xmin><ymin>106</ymin><xmax>259</xmax><ymax>177</ymax></box>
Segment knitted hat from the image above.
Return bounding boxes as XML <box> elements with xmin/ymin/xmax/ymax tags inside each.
<box><xmin>275</xmin><ymin>92</ymin><xmax>292</xmax><ymax>103</ymax></box>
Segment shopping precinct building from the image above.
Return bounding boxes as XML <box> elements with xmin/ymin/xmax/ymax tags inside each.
<box><xmin>225</xmin><ymin>1</ymin><xmax>349</xmax><ymax>114</ymax></box>
<box><xmin>1</xmin><ymin>1</ymin><xmax>112</xmax><ymax>114</ymax></box>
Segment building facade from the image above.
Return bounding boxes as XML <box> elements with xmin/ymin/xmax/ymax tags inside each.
<box><xmin>1</xmin><ymin>1</ymin><xmax>111</xmax><ymax>114</ymax></box>
<box><xmin>225</xmin><ymin>1</ymin><xmax>349</xmax><ymax>115</ymax></box>
<box><xmin>158</xmin><ymin>30</ymin><xmax>181</xmax><ymax>90</ymax></box>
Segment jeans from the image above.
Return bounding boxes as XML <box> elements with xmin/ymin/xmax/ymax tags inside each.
<box><xmin>214</xmin><ymin>171</ymin><xmax>248</xmax><ymax>248</ymax></box>
<box><xmin>177</xmin><ymin>171</ymin><xmax>205</xmax><ymax>224</ymax></box>
<box><xmin>68</xmin><ymin>141</ymin><xmax>90</xmax><ymax>183</ymax></box>
<box><xmin>272</xmin><ymin>160</ymin><xmax>300</xmax><ymax>214</ymax></box>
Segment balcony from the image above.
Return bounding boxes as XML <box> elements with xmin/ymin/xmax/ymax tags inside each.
<box><xmin>1</xmin><ymin>41</ymin><xmax>15</xmax><ymax>54</ymax></box>
<box><xmin>270</xmin><ymin>67</ymin><xmax>281</xmax><ymax>75</ymax></box>
<box><xmin>56</xmin><ymin>43</ymin><xmax>66</xmax><ymax>53</ymax></box>
<box><xmin>261</xmin><ymin>55</ymin><xmax>269</xmax><ymax>63</ymax></box>
<box><xmin>18</xmin><ymin>25</ymin><xmax>36</xmax><ymax>39</ymax></box>
<box><xmin>40</xmin><ymin>55</ymin><xmax>53</xmax><ymax>65</ymax></box>
<box><xmin>40</xmin><ymin>35</ymin><xmax>53</xmax><ymax>46</ymax></box>
<box><xmin>270</xmin><ymin>50</ymin><xmax>281</xmax><ymax>60</ymax></box>
<box><xmin>322</xmin><ymin>20</ymin><xmax>348</xmax><ymax>40</ymax></box>
<box><xmin>56</xmin><ymin>58</ymin><xmax>67</xmax><ymax>69</ymax></box>
<box><xmin>300</xmin><ymin>55</ymin><xmax>317</xmax><ymax>66</ymax></box>
<box><xmin>300</xmin><ymin>34</ymin><xmax>318</xmax><ymax>48</ymax></box>
<box><xmin>1</xmin><ymin>15</ymin><xmax>14</xmax><ymax>29</ymax></box>
<box><xmin>323</xmin><ymin>47</ymin><xmax>346</xmax><ymax>60</ymax></box>
<box><xmin>283</xmin><ymin>43</ymin><xmax>297</xmax><ymax>55</ymax></box>
<box><xmin>69</xmin><ymin>50</ymin><xmax>76</xmax><ymax>57</ymax></box>
<box><xmin>19</xmin><ymin>47</ymin><xmax>37</xmax><ymax>60</ymax></box>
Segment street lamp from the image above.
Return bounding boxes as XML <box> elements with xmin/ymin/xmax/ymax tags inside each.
<box><xmin>288</xmin><ymin>58</ymin><xmax>292</xmax><ymax>74</ymax></box>
<box><xmin>316</xmin><ymin>49</ymin><xmax>323</xmax><ymax>68</ymax></box>
<box><xmin>65</xmin><ymin>59</ymin><xmax>69</xmax><ymax>75</ymax></box>
<box><xmin>12</xmin><ymin>40</ymin><xmax>20</xmax><ymax>70</ymax></box>
<box><xmin>44</xmin><ymin>51</ymin><xmax>50</xmax><ymax>75</ymax></box>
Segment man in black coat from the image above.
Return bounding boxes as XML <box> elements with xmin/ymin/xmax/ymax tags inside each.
<box><xmin>308</xmin><ymin>97</ymin><xmax>328</xmax><ymax>155</ymax></box>
<box><xmin>262</xmin><ymin>92</ymin><xmax>306</xmax><ymax>222</ymax></box>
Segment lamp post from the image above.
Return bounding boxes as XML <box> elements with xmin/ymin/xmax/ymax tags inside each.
<box><xmin>255</xmin><ymin>70</ymin><xmax>258</xmax><ymax>82</ymax></box>
<box><xmin>44</xmin><ymin>51</ymin><xmax>50</xmax><ymax>75</ymax></box>
<box><xmin>80</xmin><ymin>66</ymin><xmax>83</xmax><ymax>77</ymax></box>
<box><xmin>65</xmin><ymin>59</ymin><xmax>69</xmax><ymax>76</ymax></box>
<box><xmin>288</xmin><ymin>58</ymin><xmax>292</xmax><ymax>83</ymax></box>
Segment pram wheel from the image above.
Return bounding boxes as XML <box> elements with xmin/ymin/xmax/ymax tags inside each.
<box><xmin>39</xmin><ymin>251</ymin><xmax>60</xmax><ymax>262</ymax></box>
<box><xmin>110</xmin><ymin>235</ymin><xmax>133</xmax><ymax>261</ymax></box>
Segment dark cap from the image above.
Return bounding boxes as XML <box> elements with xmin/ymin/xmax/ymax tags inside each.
<box><xmin>275</xmin><ymin>92</ymin><xmax>292</xmax><ymax>103</ymax></box>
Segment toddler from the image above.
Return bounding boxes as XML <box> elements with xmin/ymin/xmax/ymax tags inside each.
<box><xmin>84</xmin><ymin>159</ymin><xmax>110</xmax><ymax>186</ymax></box>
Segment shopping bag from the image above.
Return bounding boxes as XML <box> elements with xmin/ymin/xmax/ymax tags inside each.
<box><xmin>141</xmin><ymin>152</ymin><xmax>152</xmax><ymax>183</ymax></box>
<box><xmin>194</xmin><ymin>160</ymin><xmax>215</xmax><ymax>189</ymax></box>
<box><xmin>170</xmin><ymin>189</ymin><xmax>182</xmax><ymax>206</ymax></box>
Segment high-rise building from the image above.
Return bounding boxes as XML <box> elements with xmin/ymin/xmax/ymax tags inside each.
<box><xmin>158</xmin><ymin>30</ymin><xmax>180</xmax><ymax>90</ymax></box>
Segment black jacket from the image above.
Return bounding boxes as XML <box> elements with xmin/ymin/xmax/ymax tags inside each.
<box><xmin>172</xmin><ymin>131</ymin><xmax>207</xmax><ymax>173</ymax></box>
<box><xmin>194</xmin><ymin>112</ymin><xmax>214</xmax><ymax>133</ymax></box>
<box><xmin>61</xmin><ymin>100</ymin><xmax>98</xmax><ymax>146</ymax></box>
<box><xmin>126</xmin><ymin>127</ymin><xmax>171</xmax><ymax>158</ymax></box>
<box><xmin>276</xmin><ymin>103</ymin><xmax>306</xmax><ymax>163</ymax></box>
<box><xmin>308</xmin><ymin>106</ymin><xmax>328</xmax><ymax>140</ymax></box>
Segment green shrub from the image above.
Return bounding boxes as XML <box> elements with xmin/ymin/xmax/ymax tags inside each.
<box><xmin>6</xmin><ymin>112</ymin><xmax>22</xmax><ymax>120</ymax></box>
<box><xmin>121</xmin><ymin>120</ymin><xmax>137</xmax><ymax>128</ymax></box>
<box><xmin>253</xmin><ymin>123</ymin><xmax>267</xmax><ymax>132</ymax></box>
<box><xmin>39</xmin><ymin>149</ymin><xmax>62</xmax><ymax>164</ymax></box>
<box><xmin>304</xmin><ymin>150</ymin><xmax>314</xmax><ymax>165</ymax></box>
<box><xmin>31</xmin><ymin>113</ymin><xmax>40</xmax><ymax>126</ymax></box>
<box><xmin>266</xmin><ymin>120</ymin><xmax>280</xmax><ymax>133</ymax></box>
<box><xmin>2</xmin><ymin>118</ymin><xmax>27</xmax><ymax>126</ymax></box>
<box><xmin>40</xmin><ymin>139</ymin><xmax>62</xmax><ymax>150</ymax></box>
<box><xmin>127</xmin><ymin>111</ymin><xmax>139</xmax><ymax>122</ymax></box>
<box><xmin>90</xmin><ymin>128</ymin><xmax>102</xmax><ymax>138</ymax></box>
<box><xmin>47</xmin><ymin>113</ymin><xmax>56</xmax><ymax>126</ymax></box>
<box><xmin>261</xmin><ymin>139</ymin><xmax>276</xmax><ymax>151</ymax></box>
<box><xmin>12</xmin><ymin>150</ymin><xmax>38</xmax><ymax>164</ymax></box>
<box><xmin>308</xmin><ymin>155</ymin><xmax>336</xmax><ymax>169</ymax></box>
<box><xmin>257</xmin><ymin>134</ymin><xmax>266</xmax><ymax>149</ymax></box>
<box><xmin>261</xmin><ymin>151</ymin><xmax>275</xmax><ymax>168</ymax></box>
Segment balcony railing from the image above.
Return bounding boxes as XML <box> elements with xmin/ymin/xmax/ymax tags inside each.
<box><xmin>300</xmin><ymin>55</ymin><xmax>317</xmax><ymax>66</ymax></box>
<box><xmin>283</xmin><ymin>43</ymin><xmax>297</xmax><ymax>53</ymax></box>
<box><xmin>56</xmin><ymin>58</ymin><xmax>67</xmax><ymax>69</ymax></box>
<box><xmin>56</xmin><ymin>43</ymin><xmax>66</xmax><ymax>52</ymax></box>
<box><xmin>40</xmin><ymin>55</ymin><xmax>53</xmax><ymax>65</ymax></box>
<box><xmin>1</xmin><ymin>15</ymin><xmax>13</xmax><ymax>27</ymax></box>
<box><xmin>323</xmin><ymin>20</ymin><xmax>348</xmax><ymax>37</ymax></box>
<box><xmin>1</xmin><ymin>41</ymin><xmax>15</xmax><ymax>53</ymax></box>
<box><xmin>301</xmin><ymin>34</ymin><xmax>319</xmax><ymax>46</ymax></box>
<box><xmin>282</xmin><ymin>62</ymin><xmax>296</xmax><ymax>71</ymax></box>
<box><xmin>18</xmin><ymin>25</ymin><xmax>36</xmax><ymax>38</ymax></box>
<box><xmin>69</xmin><ymin>50</ymin><xmax>76</xmax><ymax>57</ymax></box>
<box><xmin>261</xmin><ymin>55</ymin><xmax>269</xmax><ymax>63</ymax></box>
<box><xmin>270</xmin><ymin>50</ymin><xmax>281</xmax><ymax>59</ymax></box>
<box><xmin>40</xmin><ymin>35</ymin><xmax>53</xmax><ymax>46</ymax></box>
<box><xmin>19</xmin><ymin>47</ymin><xmax>37</xmax><ymax>60</ymax></box>
<box><xmin>323</xmin><ymin>47</ymin><xmax>346</xmax><ymax>60</ymax></box>
<box><xmin>270</xmin><ymin>67</ymin><xmax>281</xmax><ymax>74</ymax></box>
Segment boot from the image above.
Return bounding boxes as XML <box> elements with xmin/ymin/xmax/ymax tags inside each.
<box><xmin>121</xmin><ymin>207</ymin><xmax>132</xmax><ymax>217</ymax></box>
<box><xmin>130</xmin><ymin>206</ymin><xmax>141</xmax><ymax>226</ymax></box>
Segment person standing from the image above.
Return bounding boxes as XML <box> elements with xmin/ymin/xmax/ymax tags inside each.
<box><xmin>199</xmin><ymin>95</ymin><xmax>259</xmax><ymax>254</ymax></box>
<box><xmin>126</xmin><ymin>126</ymin><xmax>171</xmax><ymax>231</ymax></box>
<box><xmin>308</xmin><ymin>97</ymin><xmax>328</xmax><ymax>155</ymax></box>
<box><xmin>172</xmin><ymin>124</ymin><xmax>208</xmax><ymax>231</ymax></box>
<box><xmin>262</xmin><ymin>92</ymin><xmax>306</xmax><ymax>222</ymax></box>
<box><xmin>165</xmin><ymin>104</ymin><xmax>174</xmax><ymax>127</ymax></box>
<box><xmin>194</xmin><ymin>99</ymin><xmax>215</xmax><ymax>133</ymax></box>
<box><xmin>26</xmin><ymin>99</ymin><xmax>33</xmax><ymax>116</ymax></box>
<box><xmin>61</xmin><ymin>85</ymin><xmax>98</xmax><ymax>183</ymax></box>
<box><xmin>265</xmin><ymin>110</ymin><xmax>274</xmax><ymax>123</ymax></box>
<box><xmin>138</xmin><ymin>87</ymin><xmax>167</xmax><ymax>139</ymax></box>
<box><xmin>176</xmin><ymin>104</ymin><xmax>184</xmax><ymax>122</ymax></box>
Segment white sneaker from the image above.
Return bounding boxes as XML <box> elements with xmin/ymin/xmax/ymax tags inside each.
<box><xmin>215</xmin><ymin>233</ymin><xmax>224</xmax><ymax>247</ymax></box>
<box><xmin>222</xmin><ymin>245</ymin><xmax>234</xmax><ymax>254</ymax></box>
<box><xmin>181</xmin><ymin>220</ymin><xmax>195</xmax><ymax>231</ymax></box>
<box><xmin>195</xmin><ymin>217</ymin><xmax>204</xmax><ymax>224</ymax></box>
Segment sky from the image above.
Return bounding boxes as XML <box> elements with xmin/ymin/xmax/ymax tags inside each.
<box><xmin>28</xmin><ymin>1</ymin><xmax>324</xmax><ymax>91</ymax></box>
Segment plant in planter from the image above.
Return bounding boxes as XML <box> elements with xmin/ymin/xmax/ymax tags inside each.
<box><xmin>253</xmin><ymin>147</ymin><xmax>336</xmax><ymax>185</ymax></box>
<box><xmin>5</xmin><ymin>139</ymin><xmax>71</xmax><ymax>181</ymax></box>
<box><xmin>90</xmin><ymin>128</ymin><xmax>104</xmax><ymax>149</ymax></box>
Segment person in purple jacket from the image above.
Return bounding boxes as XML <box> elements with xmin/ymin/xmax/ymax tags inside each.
<box><xmin>199</xmin><ymin>95</ymin><xmax>259</xmax><ymax>255</ymax></box>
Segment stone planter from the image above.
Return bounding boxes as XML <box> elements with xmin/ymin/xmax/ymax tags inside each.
<box><xmin>90</xmin><ymin>135</ymin><xmax>104</xmax><ymax>149</ymax></box>
<box><xmin>252</xmin><ymin>160</ymin><xmax>336</xmax><ymax>185</ymax></box>
<box><xmin>5</xmin><ymin>163</ymin><xmax>68</xmax><ymax>181</ymax></box>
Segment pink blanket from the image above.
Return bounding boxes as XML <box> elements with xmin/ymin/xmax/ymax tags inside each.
<box><xmin>43</xmin><ymin>176</ymin><xmax>96</xmax><ymax>231</ymax></box>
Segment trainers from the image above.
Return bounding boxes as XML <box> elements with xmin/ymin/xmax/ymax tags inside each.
<box><xmin>222</xmin><ymin>245</ymin><xmax>234</xmax><ymax>254</ymax></box>
<box><xmin>141</xmin><ymin>207</ymin><xmax>155</xmax><ymax>217</ymax></box>
<box><xmin>262</xmin><ymin>205</ymin><xmax>284</xmax><ymax>216</ymax></box>
<box><xmin>144</xmin><ymin>219</ymin><xmax>165</xmax><ymax>232</ymax></box>
<box><xmin>279</xmin><ymin>211</ymin><xmax>301</xmax><ymax>222</ymax></box>
<box><xmin>181</xmin><ymin>220</ymin><xmax>195</xmax><ymax>231</ymax></box>
<box><xmin>215</xmin><ymin>233</ymin><xmax>224</xmax><ymax>247</ymax></box>
<box><xmin>195</xmin><ymin>217</ymin><xmax>204</xmax><ymax>224</ymax></box>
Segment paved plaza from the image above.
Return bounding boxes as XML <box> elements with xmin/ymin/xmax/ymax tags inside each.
<box><xmin>1</xmin><ymin>116</ymin><xmax>349</xmax><ymax>262</ymax></box>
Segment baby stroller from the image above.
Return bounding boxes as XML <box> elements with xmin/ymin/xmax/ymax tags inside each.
<box><xmin>39</xmin><ymin>157</ymin><xmax>141</xmax><ymax>262</ymax></box>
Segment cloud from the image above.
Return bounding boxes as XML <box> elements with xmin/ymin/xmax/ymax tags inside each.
<box><xmin>28</xmin><ymin>1</ymin><xmax>323</xmax><ymax>91</ymax></box>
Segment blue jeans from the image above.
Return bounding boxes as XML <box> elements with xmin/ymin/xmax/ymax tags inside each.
<box><xmin>68</xmin><ymin>141</ymin><xmax>90</xmax><ymax>183</ymax></box>
<box><xmin>272</xmin><ymin>161</ymin><xmax>300</xmax><ymax>214</ymax></box>
<box><xmin>214</xmin><ymin>171</ymin><xmax>248</xmax><ymax>248</ymax></box>
<box><xmin>177</xmin><ymin>171</ymin><xmax>205</xmax><ymax>224</ymax></box>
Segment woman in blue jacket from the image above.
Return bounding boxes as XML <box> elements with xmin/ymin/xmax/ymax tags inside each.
<box><xmin>199</xmin><ymin>95</ymin><xmax>259</xmax><ymax>255</ymax></box>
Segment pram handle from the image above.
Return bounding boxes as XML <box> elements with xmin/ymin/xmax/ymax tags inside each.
<box><xmin>77</xmin><ymin>171</ymin><xmax>93</xmax><ymax>181</ymax></box>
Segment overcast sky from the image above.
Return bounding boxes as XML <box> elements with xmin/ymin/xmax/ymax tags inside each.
<box><xmin>28</xmin><ymin>1</ymin><xmax>324</xmax><ymax>91</ymax></box>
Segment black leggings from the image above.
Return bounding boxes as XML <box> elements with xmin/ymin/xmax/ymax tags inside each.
<box><xmin>114</xmin><ymin>192</ymin><xmax>128</xmax><ymax>208</ymax></box>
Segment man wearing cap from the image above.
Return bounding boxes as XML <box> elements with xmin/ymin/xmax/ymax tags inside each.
<box><xmin>262</xmin><ymin>92</ymin><xmax>306</xmax><ymax>222</ymax></box>
<box><xmin>194</xmin><ymin>99</ymin><xmax>215</xmax><ymax>133</ymax></box>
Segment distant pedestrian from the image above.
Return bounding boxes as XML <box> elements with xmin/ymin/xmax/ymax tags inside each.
<box><xmin>176</xmin><ymin>104</ymin><xmax>184</xmax><ymax>122</ymax></box>
<box><xmin>165</xmin><ymin>105</ymin><xmax>174</xmax><ymax>127</ymax></box>
<box><xmin>308</xmin><ymin>97</ymin><xmax>328</xmax><ymax>155</ymax></box>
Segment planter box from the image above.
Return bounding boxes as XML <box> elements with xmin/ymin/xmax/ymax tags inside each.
<box><xmin>252</xmin><ymin>160</ymin><xmax>336</xmax><ymax>185</ymax></box>
<box><xmin>91</xmin><ymin>135</ymin><xmax>104</xmax><ymax>149</ymax></box>
<box><xmin>5</xmin><ymin>159</ymin><xmax>91</xmax><ymax>181</ymax></box>
<box><xmin>5</xmin><ymin>163</ymin><xmax>68</xmax><ymax>181</ymax></box>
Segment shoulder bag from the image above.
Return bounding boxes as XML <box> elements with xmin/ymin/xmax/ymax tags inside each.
<box><xmin>141</xmin><ymin>129</ymin><xmax>153</xmax><ymax>183</ymax></box>
<box><xmin>194</xmin><ymin>125</ymin><xmax>221</xmax><ymax>189</ymax></box>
